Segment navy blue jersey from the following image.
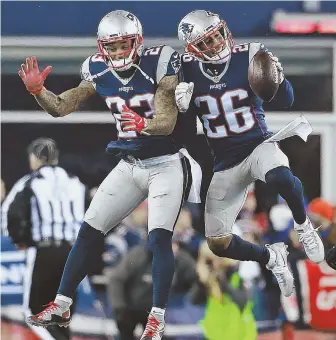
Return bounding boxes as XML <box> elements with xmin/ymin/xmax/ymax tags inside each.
<box><xmin>182</xmin><ymin>42</ymin><xmax>274</xmax><ymax>171</ymax></box>
<box><xmin>80</xmin><ymin>45</ymin><xmax>182</xmax><ymax>159</ymax></box>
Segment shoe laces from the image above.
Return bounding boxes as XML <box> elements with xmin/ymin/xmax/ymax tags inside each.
<box><xmin>298</xmin><ymin>225</ymin><xmax>322</xmax><ymax>250</ymax></box>
<box><xmin>36</xmin><ymin>302</ymin><xmax>60</xmax><ymax>318</ymax></box>
<box><xmin>144</xmin><ymin>315</ymin><xmax>160</xmax><ymax>337</ymax></box>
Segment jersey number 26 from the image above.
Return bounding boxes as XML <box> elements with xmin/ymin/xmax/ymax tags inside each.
<box><xmin>195</xmin><ymin>89</ymin><xmax>255</xmax><ymax>138</ymax></box>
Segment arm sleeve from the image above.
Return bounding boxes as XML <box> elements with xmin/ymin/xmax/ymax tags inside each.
<box><xmin>271</xmin><ymin>78</ymin><xmax>294</xmax><ymax>109</ymax></box>
<box><xmin>80</xmin><ymin>55</ymin><xmax>98</xmax><ymax>89</ymax></box>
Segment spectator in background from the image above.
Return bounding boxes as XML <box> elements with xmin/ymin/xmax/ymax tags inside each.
<box><xmin>103</xmin><ymin>202</ymin><xmax>148</xmax><ymax>271</ymax></box>
<box><xmin>307</xmin><ymin>197</ymin><xmax>335</xmax><ymax>241</ymax></box>
<box><xmin>2</xmin><ymin>138</ymin><xmax>89</xmax><ymax>340</ymax></box>
<box><xmin>308</xmin><ymin>198</ymin><xmax>336</xmax><ymax>271</ymax></box>
<box><xmin>173</xmin><ymin>206</ymin><xmax>204</xmax><ymax>259</ymax></box>
<box><xmin>107</xmin><ymin>234</ymin><xmax>197</xmax><ymax>340</ymax></box>
<box><xmin>190</xmin><ymin>238</ymin><xmax>257</xmax><ymax>340</ymax></box>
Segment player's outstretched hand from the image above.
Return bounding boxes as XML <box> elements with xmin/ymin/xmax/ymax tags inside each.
<box><xmin>267</xmin><ymin>52</ymin><xmax>284</xmax><ymax>84</ymax></box>
<box><xmin>175</xmin><ymin>82</ymin><xmax>194</xmax><ymax>113</ymax></box>
<box><xmin>120</xmin><ymin>105</ymin><xmax>146</xmax><ymax>133</ymax></box>
<box><xmin>326</xmin><ymin>245</ymin><xmax>336</xmax><ymax>270</ymax></box>
<box><xmin>18</xmin><ymin>56</ymin><xmax>52</xmax><ymax>95</ymax></box>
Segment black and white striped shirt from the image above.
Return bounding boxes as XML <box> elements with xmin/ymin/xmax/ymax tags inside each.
<box><xmin>2</xmin><ymin>166</ymin><xmax>87</xmax><ymax>245</ymax></box>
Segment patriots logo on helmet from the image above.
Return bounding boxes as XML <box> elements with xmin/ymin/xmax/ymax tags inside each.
<box><xmin>180</xmin><ymin>22</ymin><xmax>194</xmax><ymax>40</ymax></box>
<box><xmin>126</xmin><ymin>12</ymin><xmax>135</xmax><ymax>21</ymax></box>
<box><xmin>205</xmin><ymin>11</ymin><xmax>217</xmax><ymax>17</ymax></box>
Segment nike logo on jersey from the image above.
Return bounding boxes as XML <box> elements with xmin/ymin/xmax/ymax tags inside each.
<box><xmin>119</xmin><ymin>86</ymin><xmax>134</xmax><ymax>93</ymax></box>
<box><xmin>210</xmin><ymin>83</ymin><xmax>227</xmax><ymax>90</ymax></box>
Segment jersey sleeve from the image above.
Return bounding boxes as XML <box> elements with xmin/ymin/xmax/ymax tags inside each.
<box><xmin>80</xmin><ymin>55</ymin><xmax>94</xmax><ymax>82</ymax></box>
<box><xmin>156</xmin><ymin>46</ymin><xmax>182</xmax><ymax>83</ymax></box>
<box><xmin>80</xmin><ymin>54</ymin><xmax>107</xmax><ymax>87</ymax></box>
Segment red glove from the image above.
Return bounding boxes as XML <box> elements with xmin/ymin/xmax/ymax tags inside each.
<box><xmin>18</xmin><ymin>56</ymin><xmax>52</xmax><ymax>95</ymax></box>
<box><xmin>120</xmin><ymin>105</ymin><xmax>146</xmax><ymax>133</ymax></box>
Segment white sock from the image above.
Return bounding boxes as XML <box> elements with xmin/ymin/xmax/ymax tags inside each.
<box><xmin>296</xmin><ymin>216</ymin><xmax>308</xmax><ymax>229</ymax></box>
<box><xmin>55</xmin><ymin>294</ymin><xmax>72</xmax><ymax>308</ymax></box>
<box><xmin>150</xmin><ymin>307</ymin><xmax>165</xmax><ymax>322</ymax></box>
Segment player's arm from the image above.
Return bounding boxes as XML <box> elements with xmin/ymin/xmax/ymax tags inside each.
<box><xmin>120</xmin><ymin>46</ymin><xmax>182</xmax><ymax>135</ymax></box>
<box><xmin>119</xmin><ymin>75</ymin><xmax>179</xmax><ymax>135</ymax></box>
<box><xmin>144</xmin><ymin>74</ymin><xmax>179</xmax><ymax>135</ymax></box>
<box><xmin>271</xmin><ymin>78</ymin><xmax>294</xmax><ymax>109</ymax></box>
<box><xmin>19</xmin><ymin>56</ymin><xmax>96</xmax><ymax>117</ymax></box>
<box><xmin>35</xmin><ymin>81</ymin><xmax>96</xmax><ymax>117</ymax></box>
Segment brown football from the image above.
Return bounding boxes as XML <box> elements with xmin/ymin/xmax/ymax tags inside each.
<box><xmin>248</xmin><ymin>50</ymin><xmax>279</xmax><ymax>102</ymax></box>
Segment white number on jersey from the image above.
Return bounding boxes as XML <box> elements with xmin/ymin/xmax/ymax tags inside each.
<box><xmin>105</xmin><ymin>94</ymin><xmax>155</xmax><ymax>138</ymax></box>
<box><xmin>195</xmin><ymin>89</ymin><xmax>255</xmax><ymax>139</ymax></box>
<box><xmin>232</xmin><ymin>43</ymin><xmax>249</xmax><ymax>54</ymax></box>
<box><xmin>143</xmin><ymin>45</ymin><xmax>164</xmax><ymax>56</ymax></box>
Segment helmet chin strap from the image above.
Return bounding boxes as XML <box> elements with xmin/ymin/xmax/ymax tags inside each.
<box><xmin>107</xmin><ymin>52</ymin><xmax>135</xmax><ymax>71</ymax></box>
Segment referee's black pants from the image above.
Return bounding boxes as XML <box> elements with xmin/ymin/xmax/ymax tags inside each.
<box><xmin>24</xmin><ymin>242</ymin><xmax>76</xmax><ymax>340</ymax></box>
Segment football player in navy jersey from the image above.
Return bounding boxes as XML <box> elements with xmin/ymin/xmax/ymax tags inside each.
<box><xmin>20</xmin><ymin>10</ymin><xmax>187</xmax><ymax>339</ymax></box>
<box><xmin>175</xmin><ymin>10</ymin><xmax>324</xmax><ymax>297</ymax></box>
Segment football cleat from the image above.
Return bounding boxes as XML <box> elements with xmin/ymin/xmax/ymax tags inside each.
<box><xmin>140</xmin><ymin>313</ymin><xmax>165</xmax><ymax>340</ymax></box>
<box><xmin>294</xmin><ymin>217</ymin><xmax>325</xmax><ymax>263</ymax></box>
<box><xmin>266</xmin><ymin>242</ymin><xmax>294</xmax><ymax>297</ymax></box>
<box><xmin>26</xmin><ymin>302</ymin><xmax>71</xmax><ymax>328</ymax></box>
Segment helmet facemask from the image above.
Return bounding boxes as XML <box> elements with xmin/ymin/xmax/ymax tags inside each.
<box><xmin>186</xmin><ymin>21</ymin><xmax>234</xmax><ymax>64</ymax></box>
<box><xmin>98</xmin><ymin>34</ymin><xmax>143</xmax><ymax>71</ymax></box>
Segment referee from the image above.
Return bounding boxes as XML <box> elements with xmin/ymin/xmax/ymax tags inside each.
<box><xmin>3</xmin><ymin>138</ymin><xmax>88</xmax><ymax>340</ymax></box>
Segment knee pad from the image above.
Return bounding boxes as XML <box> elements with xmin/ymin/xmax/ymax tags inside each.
<box><xmin>206</xmin><ymin>234</ymin><xmax>233</xmax><ymax>256</ymax></box>
<box><xmin>265</xmin><ymin>166</ymin><xmax>294</xmax><ymax>188</ymax></box>
<box><xmin>148</xmin><ymin>228</ymin><xmax>173</xmax><ymax>252</ymax></box>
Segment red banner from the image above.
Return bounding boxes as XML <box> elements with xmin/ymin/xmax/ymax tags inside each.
<box><xmin>298</xmin><ymin>260</ymin><xmax>336</xmax><ymax>330</ymax></box>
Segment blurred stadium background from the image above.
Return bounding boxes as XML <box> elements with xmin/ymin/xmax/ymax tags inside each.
<box><xmin>1</xmin><ymin>1</ymin><xmax>336</xmax><ymax>340</ymax></box>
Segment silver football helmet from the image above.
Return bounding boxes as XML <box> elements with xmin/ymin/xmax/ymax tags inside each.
<box><xmin>178</xmin><ymin>10</ymin><xmax>234</xmax><ymax>64</ymax></box>
<box><xmin>97</xmin><ymin>10</ymin><xmax>144</xmax><ymax>71</ymax></box>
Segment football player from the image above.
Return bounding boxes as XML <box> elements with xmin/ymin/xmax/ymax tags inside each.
<box><xmin>175</xmin><ymin>10</ymin><xmax>324</xmax><ymax>297</ymax></box>
<box><xmin>20</xmin><ymin>10</ymin><xmax>186</xmax><ymax>340</ymax></box>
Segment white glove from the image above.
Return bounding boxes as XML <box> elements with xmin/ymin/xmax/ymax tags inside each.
<box><xmin>175</xmin><ymin>82</ymin><xmax>194</xmax><ymax>113</ymax></box>
<box><xmin>267</xmin><ymin>51</ymin><xmax>284</xmax><ymax>84</ymax></box>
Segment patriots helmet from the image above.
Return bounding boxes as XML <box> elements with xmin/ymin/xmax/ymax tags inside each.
<box><xmin>97</xmin><ymin>10</ymin><xmax>144</xmax><ymax>71</ymax></box>
<box><xmin>178</xmin><ymin>10</ymin><xmax>234</xmax><ymax>64</ymax></box>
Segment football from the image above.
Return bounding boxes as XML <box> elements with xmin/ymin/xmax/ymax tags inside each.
<box><xmin>248</xmin><ymin>50</ymin><xmax>279</xmax><ymax>102</ymax></box>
